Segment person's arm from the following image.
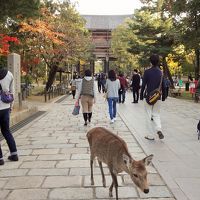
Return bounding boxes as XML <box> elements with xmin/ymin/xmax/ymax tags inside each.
<box><xmin>10</xmin><ymin>73</ymin><xmax>14</xmax><ymax>110</ymax></box>
<box><xmin>140</xmin><ymin>73</ymin><xmax>147</xmax><ymax>100</ymax></box>
<box><xmin>93</xmin><ymin>80</ymin><xmax>97</xmax><ymax>103</ymax></box>
<box><xmin>76</xmin><ymin>80</ymin><xmax>82</xmax><ymax>100</ymax></box>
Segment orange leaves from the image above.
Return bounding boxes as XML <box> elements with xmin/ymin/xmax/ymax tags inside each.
<box><xmin>20</xmin><ymin>19</ymin><xmax>64</xmax><ymax>45</ymax></box>
<box><xmin>0</xmin><ymin>34</ymin><xmax>19</xmax><ymax>56</ymax></box>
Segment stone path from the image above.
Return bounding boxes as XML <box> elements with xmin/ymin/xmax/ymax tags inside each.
<box><xmin>0</xmin><ymin>93</ymin><xmax>174</xmax><ymax>200</ymax></box>
<box><xmin>118</xmin><ymin>92</ymin><xmax>200</xmax><ymax>200</ymax></box>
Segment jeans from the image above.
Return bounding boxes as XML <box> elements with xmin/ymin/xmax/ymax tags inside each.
<box><xmin>0</xmin><ymin>108</ymin><xmax>17</xmax><ymax>159</ymax></box>
<box><xmin>107</xmin><ymin>98</ymin><xmax>118</xmax><ymax>120</ymax></box>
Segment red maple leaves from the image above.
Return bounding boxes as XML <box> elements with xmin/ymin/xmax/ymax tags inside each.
<box><xmin>0</xmin><ymin>34</ymin><xmax>19</xmax><ymax>56</ymax></box>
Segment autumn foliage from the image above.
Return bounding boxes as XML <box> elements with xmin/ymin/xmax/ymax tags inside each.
<box><xmin>0</xmin><ymin>34</ymin><xmax>19</xmax><ymax>56</ymax></box>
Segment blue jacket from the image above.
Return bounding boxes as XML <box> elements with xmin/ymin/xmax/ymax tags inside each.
<box><xmin>140</xmin><ymin>66</ymin><xmax>166</xmax><ymax>101</ymax></box>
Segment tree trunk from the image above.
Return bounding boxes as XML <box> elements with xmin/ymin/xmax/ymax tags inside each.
<box><xmin>162</xmin><ymin>56</ymin><xmax>175</xmax><ymax>89</ymax></box>
<box><xmin>45</xmin><ymin>64</ymin><xmax>58</xmax><ymax>92</ymax></box>
<box><xmin>195</xmin><ymin>48</ymin><xmax>200</xmax><ymax>80</ymax></box>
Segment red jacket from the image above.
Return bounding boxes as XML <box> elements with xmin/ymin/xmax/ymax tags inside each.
<box><xmin>118</xmin><ymin>76</ymin><xmax>128</xmax><ymax>89</ymax></box>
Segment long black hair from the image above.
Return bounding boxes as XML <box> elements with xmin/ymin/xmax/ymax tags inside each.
<box><xmin>108</xmin><ymin>70</ymin><xmax>116</xmax><ymax>81</ymax></box>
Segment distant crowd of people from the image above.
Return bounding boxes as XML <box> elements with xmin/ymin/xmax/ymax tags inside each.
<box><xmin>71</xmin><ymin>54</ymin><xmax>167</xmax><ymax>141</ymax></box>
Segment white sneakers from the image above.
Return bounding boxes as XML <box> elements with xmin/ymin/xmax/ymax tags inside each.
<box><xmin>110</xmin><ymin>119</ymin><xmax>114</xmax><ymax>124</ymax></box>
<box><xmin>110</xmin><ymin>118</ymin><xmax>116</xmax><ymax>124</ymax></box>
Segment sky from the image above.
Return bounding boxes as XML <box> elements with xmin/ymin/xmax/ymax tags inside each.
<box><xmin>71</xmin><ymin>0</ymin><xmax>143</xmax><ymax>15</ymax></box>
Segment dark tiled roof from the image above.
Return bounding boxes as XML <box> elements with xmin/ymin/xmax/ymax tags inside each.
<box><xmin>82</xmin><ymin>15</ymin><xmax>132</xmax><ymax>30</ymax></box>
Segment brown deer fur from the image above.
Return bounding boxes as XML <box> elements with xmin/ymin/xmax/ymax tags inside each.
<box><xmin>87</xmin><ymin>127</ymin><xmax>153</xmax><ymax>200</ymax></box>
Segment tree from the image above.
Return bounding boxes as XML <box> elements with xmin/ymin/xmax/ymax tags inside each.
<box><xmin>19</xmin><ymin>0</ymin><xmax>92</xmax><ymax>91</ymax></box>
<box><xmin>172</xmin><ymin>0</ymin><xmax>200</xmax><ymax>79</ymax></box>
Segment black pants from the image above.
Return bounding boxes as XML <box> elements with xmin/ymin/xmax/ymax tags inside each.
<box><xmin>72</xmin><ymin>90</ymin><xmax>76</xmax><ymax>99</ymax></box>
<box><xmin>118</xmin><ymin>89</ymin><xmax>126</xmax><ymax>103</ymax></box>
<box><xmin>0</xmin><ymin>108</ymin><xmax>17</xmax><ymax>158</ymax></box>
<box><xmin>133</xmin><ymin>89</ymin><xmax>139</xmax><ymax>102</ymax></box>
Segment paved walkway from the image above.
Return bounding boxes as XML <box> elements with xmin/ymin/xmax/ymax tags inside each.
<box><xmin>118</xmin><ymin>92</ymin><xmax>200</xmax><ymax>200</ymax></box>
<box><xmin>0</xmin><ymin>90</ymin><xmax>199</xmax><ymax>200</ymax></box>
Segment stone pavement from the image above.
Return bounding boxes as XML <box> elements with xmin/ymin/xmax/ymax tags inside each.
<box><xmin>118</xmin><ymin>92</ymin><xmax>200</xmax><ymax>200</ymax></box>
<box><xmin>0</xmin><ymin>92</ymin><xmax>175</xmax><ymax>200</ymax></box>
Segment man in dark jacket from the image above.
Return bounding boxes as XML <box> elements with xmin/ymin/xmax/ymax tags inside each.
<box><xmin>131</xmin><ymin>69</ymin><xmax>140</xmax><ymax>103</ymax></box>
<box><xmin>140</xmin><ymin>54</ymin><xmax>166</xmax><ymax>140</ymax></box>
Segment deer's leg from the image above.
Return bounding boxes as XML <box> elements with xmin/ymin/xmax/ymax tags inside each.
<box><xmin>109</xmin><ymin>168</ymin><xmax>118</xmax><ymax>200</ymax></box>
<box><xmin>98</xmin><ymin>160</ymin><xmax>106</xmax><ymax>187</ymax></box>
<box><xmin>109</xmin><ymin>181</ymin><xmax>114</xmax><ymax>197</ymax></box>
<box><xmin>90</xmin><ymin>156</ymin><xmax>94</xmax><ymax>185</ymax></box>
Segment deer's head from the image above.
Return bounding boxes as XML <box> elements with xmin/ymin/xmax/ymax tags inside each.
<box><xmin>123</xmin><ymin>154</ymin><xmax>153</xmax><ymax>193</ymax></box>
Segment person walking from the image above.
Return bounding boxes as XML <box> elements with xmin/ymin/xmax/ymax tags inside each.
<box><xmin>70</xmin><ymin>75</ymin><xmax>77</xmax><ymax>99</ymax></box>
<box><xmin>75</xmin><ymin>75</ymin><xmax>82</xmax><ymax>98</ymax></box>
<box><xmin>77</xmin><ymin>69</ymin><xmax>96</xmax><ymax>126</ymax></box>
<box><xmin>97</xmin><ymin>74</ymin><xmax>102</xmax><ymax>93</ymax></box>
<box><xmin>131</xmin><ymin>69</ymin><xmax>140</xmax><ymax>103</ymax></box>
<box><xmin>118</xmin><ymin>72</ymin><xmax>128</xmax><ymax>103</ymax></box>
<box><xmin>0</xmin><ymin>68</ymin><xmax>18</xmax><ymax>165</ymax></box>
<box><xmin>105</xmin><ymin>70</ymin><xmax>120</xmax><ymax>123</ymax></box>
<box><xmin>140</xmin><ymin>54</ymin><xmax>166</xmax><ymax>140</ymax></box>
<box><xmin>101</xmin><ymin>73</ymin><xmax>106</xmax><ymax>93</ymax></box>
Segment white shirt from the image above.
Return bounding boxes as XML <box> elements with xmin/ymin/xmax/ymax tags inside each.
<box><xmin>0</xmin><ymin>71</ymin><xmax>14</xmax><ymax>110</ymax></box>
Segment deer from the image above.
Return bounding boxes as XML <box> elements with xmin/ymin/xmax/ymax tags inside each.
<box><xmin>87</xmin><ymin>127</ymin><xmax>153</xmax><ymax>200</ymax></box>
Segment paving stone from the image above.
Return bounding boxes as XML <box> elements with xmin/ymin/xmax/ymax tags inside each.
<box><xmin>0</xmin><ymin>190</ymin><xmax>10</xmax><ymax>199</ymax></box>
<box><xmin>4</xmin><ymin>176</ymin><xmax>44</xmax><ymax>189</ymax></box>
<box><xmin>45</xmin><ymin>143</ymin><xmax>75</xmax><ymax>148</ymax></box>
<box><xmin>71</xmin><ymin>153</ymin><xmax>90</xmax><ymax>160</ymax></box>
<box><xmin>7</xmin><ymin>189</ymin><xmax>49</xmax><ymax>200</ymax></box>
<box><xmin>84</xmin><ymin>175</ymin><xmax>123</xmax><ymax>187</ymax></box>
<box><xmin>0</xmin><ymin>169</ymin><xmax>28</xmax><ymax>177</ymax></box>
<box><xmin>18</xmin><ymin>149</ymin><xmax>33</xmax><ymax>156</ymax></box>
<box><xmin>49</xmin><ymin>188</ymin><xmax>93</xmax><ymax>199</ymax></box>
<box><xmin>0</xmin><ymin>162</ymin><xmax>22</xmax><ymax>170</ymax></box>
<box><xmin>42</xmin><ymin>176</ymin><xmax>82</xmax><ymax>188</ymax></box>
<box><xmin>20</xmin><ymin>161</ymin><xmax>56</xmax><ymax>169</ymax></box>
<box><xmin>0</xmin><ymin>178</ymin><xmax>8</xmax><ymax>188</ymax></box>
<box><xmin>32</xmin><ymin>148</ymin><xmax>59</xmax><ymax>155</ymax></box>
<box><xmin>16</xmin><ymin>155</ymin><xmax>37</xmax><ymax>161</ymax></box>
<box><xmin>56</xmin><ymin>160</ymin><xmax>89</xmax><ymax>168</ymax></box>
<box><xmin>60</xmin><ymin>147</ymin><xmax>88</xmax><ymax>154</ymax></box>
<box><xmin>28</xmin><ymin>168</ymin><xmax>69</xmax><ymax>176</ymax></box>
<box><xmin>17</xmin><ymin>144</ymin><xmax>46</xmax><ymax>150</ymax></box>
<box><xmin>95</xmin><ymin>186</ymin><xmax>138</xmax><ymax>199</ymax></box>
<box><xmin>37</xmin><ymin>154</ymin><xmax>70</xmax><ymax>161</ymax></box>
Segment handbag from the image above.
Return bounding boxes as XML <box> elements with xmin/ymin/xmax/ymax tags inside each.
<box><xmin>146</xmin><ymin>74</ymin><xmax>163</xmax><ymax>105</ymax></box>
<box><xmin>72</xmin><ymin>100</ymin><xmax>80</xmax><ymax>115</ymax></box>
<box><xmin>0</xmin><ymin>91</ymin><xmax>14</xmax><ymax>103</ymax></box>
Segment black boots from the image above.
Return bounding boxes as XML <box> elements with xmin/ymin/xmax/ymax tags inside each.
<box><xmin>8</xmin><ymin>155</ymin><xmax>19</xmax><ymax>161</ymax></box>
<box><xmin>83</xmin><ymin>112</ymin><xmax>92</xmax><ymax>125</ymax></box>
<box><xmin>83</xmin><ymin>113</ymin><xmax>88</xmax><ymax>126</ymax></box>
<box><xmin>88</xmin><ymin>112</ymin><xmax>92</xmax><ymax>123</ymax></box>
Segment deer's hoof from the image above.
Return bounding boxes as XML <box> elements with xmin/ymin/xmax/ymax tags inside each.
<box><xmin>103</xmin><ymin>180</ymin><xmax>106</xmax><ymax>187</ymax></box>
<box><xmin>91</xmin><ymin>180</ymin><xmax>94</xmax><ymax>185</ymax></box>
<box><xmin>109</xmin><ymin>191</ymin><xmax>113</xmax><ymax>197</ymax></box>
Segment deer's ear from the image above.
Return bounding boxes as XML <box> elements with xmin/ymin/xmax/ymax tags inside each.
<box><xmin>123</xmin><ymin>154</ymin><xmax>131</xmax><ymax>165</ymax></box>
<box><xmin>143</xmin><ymin>154</ymin><xmax>153</xmax><ymax>166</ymax></box>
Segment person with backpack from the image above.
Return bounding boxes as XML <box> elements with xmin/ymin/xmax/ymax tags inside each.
<box><xmin>77</xmin><ymin>69</ymin><xmax>96</xmax><ymax>126</ymax></box>
<box><xmin>0</xmin><ymin>68</ymin><xmax>18</xmax><ymax>165</ymax></box>
<box><xmin>140</xmin><ymin>54</ymin><xmax>166</xmax><ymax>140</ymax></box>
